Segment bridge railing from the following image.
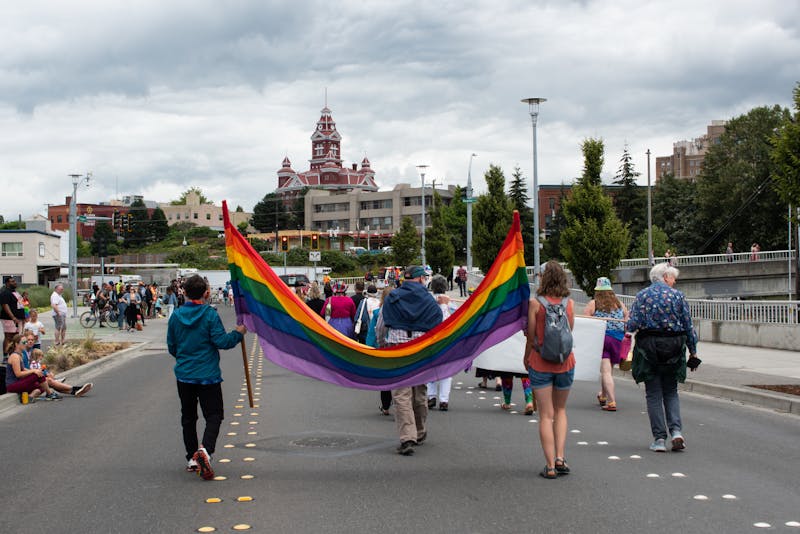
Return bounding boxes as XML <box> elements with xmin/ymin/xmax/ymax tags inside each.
<box><xmin>617</xmin><ymin>295</ymin><xmax>799</xmax><ymax>326</ymax></box>
<box><xmin>619</xmin><ymin>249</ymin><xmax>796</xmax><ymax>268</ymax></box>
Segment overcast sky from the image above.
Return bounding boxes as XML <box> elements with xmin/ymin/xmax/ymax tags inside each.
<box><xmin>1</xmin><ymin>0</ymin><xmax>798</xmax><ymax>220</ymax></box>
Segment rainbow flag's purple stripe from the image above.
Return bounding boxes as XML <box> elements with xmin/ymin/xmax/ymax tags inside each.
<box><xmin>224</xmin><ymin>202</ymin><xmax>529</xmax><ymax>390</ymax></box>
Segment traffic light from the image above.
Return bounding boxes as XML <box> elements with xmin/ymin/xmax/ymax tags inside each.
<box><xmin>280</xmin><ymin>236</ymin><xmax>289</xmax><ymax>252</ymax></box>
<box><xmin>311</xmin><ymin>234</ymin><xmax>319</xmax><ymax>250</ymax></box>
<box><xmin>126</xmin><ymin>214</ymin><xmax>133</xmax><ymax>232</ymax></box>
<box><xmin>112</xmin><ymin>210</ymin><xmax>119</xmax><ymax>229</ymax></box>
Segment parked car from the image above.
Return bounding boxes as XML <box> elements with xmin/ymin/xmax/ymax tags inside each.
<box><xmin>279</xmin><ymin>274</ymin><xmax>311</xmax><ymax>294</ymax></box>
<box><xmin>347</xmin><ymin>246</ymin><xmax>368</xmax><ymax>256</ymax></box>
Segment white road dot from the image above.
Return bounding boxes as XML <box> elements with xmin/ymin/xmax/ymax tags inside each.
<box><xmin>629</xmin><ymin>455</ymin><xmax>641</xmax><ymax>459</ymax></box>
<box><xmin>493</xmin><ymin>396</ymin><xmax>501</xmax><ymax>400</ymax></box>
<box><xmin>785</xmin><ymin>521</ymin><xmax>800</xmax><ymax>527</ymax></box>
<box><xmin>722</xmin><ymin>494</ymin><xmax>737</xmax><ymax>500</ymax></box>
<box><xmin>467</xmin><ymin>386</ymin><xmax>475</xmax><ymax>390</ymax></box>
<box><xmin>577</xmin><ymin>441</ymin><xmax>588</xmax><ymax>445</ymax></box>
<box><xmin>570</xmin><ymin>429</ymin><xmax>581</xmax><ymax>434</ymax></box>
<box><xmin>528</xmin><ymin>419</ymin><xmax>538</xmax><ymax>423</ymax></box>
<box><xmin>596</xmin><ymin>441</ymin><xmax>608</xmax><ymax>445</ymax></box>
<box><xmin>608</xmin><ymin>456</ymin><xmax>620</xmax><ymax>460</ymax></box>
<box><xmin>493</xmin><ymin>403</ymin><xmax>501</xmax><ymax>407</ymax></box>
<box><xmin>693</xmin><ymin>495</ymin><xmax>709</xmax><ymax>500</ymax></box>
<box><xmin>671</xmin><ymin>473</ymin><xmax>686</xmax><ymax>478</ymax></box>
<box><xmin>646</xmin><ymin>473</ymin><xmax>660</xmax><ymax>478</ymax></box>
<box><xmin>753</xmin><ymin>522</ymin><xmax>771</xmax><ymax>528</ymax></box>
<box><xmin>478</xmin><ymin>397</ymin><xmax>487</xmax><ymax>400</ymax></box>
<box><xmin>466</xmin><ymin>391</ymin><xmax>473</xmax><ymax>395</ymax></box>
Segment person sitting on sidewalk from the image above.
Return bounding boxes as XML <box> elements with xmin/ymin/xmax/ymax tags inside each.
<box><xmin>6</xmin><ymin>334</ymin><xmax>92</xmax><ymax>402</ymax></box>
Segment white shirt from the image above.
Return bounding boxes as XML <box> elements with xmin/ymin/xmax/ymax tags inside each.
<box><xmin>23</xmin><ymin>320</ymin><xmax>45</xmax><ymax>341</ymax></box>
<box><xmin>50</xmin><ymin>291</ymin><xmax>68</xmax><ymax>317</ymax></box>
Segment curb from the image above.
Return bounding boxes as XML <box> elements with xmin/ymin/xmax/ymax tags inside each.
<box><xmin>613</xmin><ymin>368</ymin><xmax>800</xmax><ymax>416</ymax></box>
<box><xmin>0</xmin><ymin>341</ymin><xmax>151</xmax><ymax>416</ymax></box>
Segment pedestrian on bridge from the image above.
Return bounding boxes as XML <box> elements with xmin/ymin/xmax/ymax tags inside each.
<box><xmin>627</xmin><ymin>263</ymin><xmax>699</xmax><ymax>453</ymax></box>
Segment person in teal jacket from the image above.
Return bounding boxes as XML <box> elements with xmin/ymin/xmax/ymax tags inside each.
<box><xmin>167</xmin><ymin>274</ymin><xmax>246</xmax><ymax>480</ymax></box>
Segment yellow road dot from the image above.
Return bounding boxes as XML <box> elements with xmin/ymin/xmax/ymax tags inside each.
<box><xmin>213</xmin><ymin>476</ymin><xmax>227</xmax><ymax>481</ymax></box>
<box><xmin>236</xmin><ymin>496</ymin><xmax>253</xmax><ymax>502</ymax></box>
<box><xmin>247</xmin><ymin>432</ymin><xmax>257</xmax><ymax>435</ymax></box>
<box><xmin>252</xmin><ymin>405</ymin><xmax>259</xmax><ymax>408</ymax></box>
<box><xmin>232</xmin><ymin>524</ymin><xmax>251</xmax><ymax>531</ymax></box>
<box><xmin>226</xmin><ymin>432</ymin><xmax>237</xmax><ymax>436</ymax></box>
<box><xmin>224</xmin><ymin>444</ymin><xmax>235</xmax><ymax>448</ymax></box>
<box><xmin>248</xmin><ymin>421</ymin><xmax>258</xmax><ymax>425</ymax></box>
<box><xmin>233</xmin><ymin>413</ymin><xmax>242</xmax><ymax>417</ymax></box>
<box><xmin>250</xmin><ymin>412</ymin><xmax>258</xmax><ymax>416</ymax></box>
<box><xmin>218</xmin><ymin>459</ymin><xmax>231</xmax><ymax>463</ymax></box>
<box><xmin>197</xmin><ymin>527</ymin><xmax>216</xmax><ymax>532</ymax></box>
<box><xmin>240</xmin><ymin>388</ymin><xmax>247</xmax><ymax>391</ymax></box>
<box><xmin>243</xmin><ymin>457</ymin><xmax>255</xmax><ymax>462</ymax></box>
<box><xmin>205</xmin><ymin>498</ymin><xmax>222</xmax><ymax>504</ymax></box>
<box><xmin>234</xmin><ymin>405</ymin><xmax>243</xmax><ymax>409</ymax></box>
<box><xmin>255</xmin><ymin>387</ymin><xmax>261</xmax><ymax>391</ymax></box>
<box><xmin>231</xmin><ymin>422</ymin><xmax>240</xmax><ymax>426</ymax></box>
<box><xmin>245</xmin><ymin>443</ymin><xmax>256</xmax><ymax>448</ymax></box>
<box><xmin>241</xmin><ymin>475</ymin><xmax>254</xmax><ymax>480</ymax></box>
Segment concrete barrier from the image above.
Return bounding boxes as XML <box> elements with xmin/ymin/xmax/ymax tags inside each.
<box><xmin>694</xmin><ymin>319</ymin><xmax>800</xmax><ymax>351</ymax></box>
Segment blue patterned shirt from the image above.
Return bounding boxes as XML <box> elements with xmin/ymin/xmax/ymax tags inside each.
<box><xmin>626</xmin><ymin>281</ymin><xmax>697</xmax><ymax>354</ymax></box>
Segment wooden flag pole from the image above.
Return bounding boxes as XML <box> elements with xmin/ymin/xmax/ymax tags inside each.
<box><xmin>240</xmin><ymin>335</ymin><xmax>255</xmax><ymax>408</ymax></box>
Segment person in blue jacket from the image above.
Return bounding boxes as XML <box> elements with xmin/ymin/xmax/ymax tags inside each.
<box><xmin>167</xmin><ymin>274</ymin><xmax>247</xmax><ymax>480</ymax></box>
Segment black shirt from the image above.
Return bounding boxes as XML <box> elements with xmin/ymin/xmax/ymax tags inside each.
<box><xmin>0</xmin><ymin>287</ymin><xmax>23</xmax><ymax>321</ymax></box>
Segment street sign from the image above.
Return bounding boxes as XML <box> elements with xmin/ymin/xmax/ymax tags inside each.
<box><xmin>463</xmin><ymin>198</ymin><xmax>477</xmax><ymax>204</ymax></box>
<box><xmin>77</xmin><ymin>215</ymin><xmax>87</xmax><ymax>222</ymax></box>
<box><xmin>309</xmin><ymin>251</ymin><xmax>321</xmax><ymax>262</ymax></box>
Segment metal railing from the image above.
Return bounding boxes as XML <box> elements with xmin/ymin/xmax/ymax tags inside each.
<box><xmin>616</xmin><ymin>295</ymin><xmax>799</xmax><ymax>326</ymax></box>
<box><xmin>619</xmin><ymin>249</ymin><xmax>796</xmax><ymax>268</ymax></box>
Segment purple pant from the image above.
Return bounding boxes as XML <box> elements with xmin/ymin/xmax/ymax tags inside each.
<box><xmin>602</xmin><ymin>335</ymin><xmax>624</xmax><ymax>365</ymax></box>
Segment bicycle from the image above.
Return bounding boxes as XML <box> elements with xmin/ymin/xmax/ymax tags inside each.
<box><xmin>80</xmin><ymin>303</ymin><xmax>118</xmax><ymax>328</ymax></box>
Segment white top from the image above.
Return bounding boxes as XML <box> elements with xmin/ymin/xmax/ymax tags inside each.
<box><xmin>23</xmin><ymin>320</ymin><xmax>45</xmax><ymax>341</ymax></box>
<box><xmin>50</xmin><ymin>291</ymin><xmax>68</xmax><ymax>317</ymax></box>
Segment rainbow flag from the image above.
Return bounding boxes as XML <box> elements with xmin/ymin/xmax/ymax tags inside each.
<box><xmin>224</xmin><ymin>202</ymin><xmax>529</xmax><ymax>390</ymax></box>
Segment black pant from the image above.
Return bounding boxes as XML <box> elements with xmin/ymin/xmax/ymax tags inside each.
<box><xmin>177</xmin><ymin>380</ymin><xmax>224</xmax><ymax>460</ymax></box>
<box><xmin>380</xmin><ymin>390</ymin><xmax>392</xmax><ymax>411</ymax></box>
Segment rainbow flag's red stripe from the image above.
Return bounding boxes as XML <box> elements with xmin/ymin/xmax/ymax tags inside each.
<box><xmin>224</xmin><ymin>202</ymin><xmax>529</xmax><ymax>390</ymax></box>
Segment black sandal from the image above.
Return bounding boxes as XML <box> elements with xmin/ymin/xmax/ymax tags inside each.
<box><xmin>540</xmin><ymin>466</ymin><xmax>557</xmax><ymax>479</ymax></box>
<box><xmin>554</xmin><ymin>457</ymin><xmax>570</xmax><ymax>475</ymax></box>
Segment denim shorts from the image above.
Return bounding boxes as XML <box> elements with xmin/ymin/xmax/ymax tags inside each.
<box><xmin>528</xmin><ymin>367</ymin><xmax>575</xmax><ymax>390</ymax></box>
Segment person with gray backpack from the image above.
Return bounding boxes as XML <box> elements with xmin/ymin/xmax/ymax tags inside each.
<box><xmin>524</xmin><ymin>260</ymin><xmax>575</xmax><ymax>480</ymax></box>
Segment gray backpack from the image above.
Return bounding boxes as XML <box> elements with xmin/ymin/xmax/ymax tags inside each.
<box><xmin>534</xmin><ymin>296</ymin><xmax>573</xmax><ymax>363</ymax></box>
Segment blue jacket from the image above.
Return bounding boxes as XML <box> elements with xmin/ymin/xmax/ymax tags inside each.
<box><xmin>381</xmin><ymin>281</ymin><xmax>442</xmax><ymax>332</ymax></box>
<box><xmin>167</xmin><ymin>302</ymin><xmax>243</xmax><ymax>384</ymax></box>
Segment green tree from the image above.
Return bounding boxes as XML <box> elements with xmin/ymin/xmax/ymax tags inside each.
<box><xmin>507</xmin><ymin>166</ymin><xmax>535</xmax><ymax>266</ymax></box>
<box><xmin>391</xmin><ymin>216</ymin><xmax>420</xmax><ymax>267</ymax></box>
<box><xmin>149</xmin><ymin>207</ymin><xmax>169</xmax><ymax>242</ymax></box>
<box><xmin>125</xmin><ymin>198</ymin><xmax>150</xmax><ymax>247</ymax></box>
<box><xmin>771</xmin><ymin>83</ymin><xmax>800</xmax><ymax>211</ymax></box>
<box><xmin>171</xmin><ymin>187</ymin><xmax>209</xmax><ymax>205</ymax></box>
<box><xmin>443</xmin><ymin>185</ymin><xmax>467</xmax><ymax>262</ymax></box>
<box><xmin>91</xmin><ymin>222</ymin><xmax>118</xmax><ymax>256</ymax></box>
<box><xmin>561</xmin><ymin>140</ymin><xmax>629</xmax><ymax>296</ymax></box>
<box><xmin>631</xmin><ymin>224</ymin><xmax>671</xmax><ymax>258</ymax></box>
<box><xmin>652</xmin><ymin>173</ymin><xmax>703</xmax><ymax>253</ymax></box>
<box><xmin>613</xmin><ymin>145</ymin><xmax>647</xmax><ymax>254</ymax></box>
<box><xmin>542</xmin><ymin>184</ymin><xmax>570</xmax><ymax>261</ymax></box>
<box><xmin>580</xmin><ymin>138</ymin><xmax>605</xmax><ymax>186</ymax></box>
<box><xmin>473</xmin><ymin>164</ymin><xmax>513</xmax><ymax>274</ymax></box>
<box><xmin>696</xmin><ymin>105</ymin><xmax>791</xmax><ymax>252</ymax></box>
<box><xmin>425</xmin><ymin>191</ymin><xmax>455</xmax><ymax>277</ymax></box>
<box><xmin>251</xmin><ymin>193</ymin><xmax>290</xmax><ymax>233</ymax></box>
<box><xmin>0</xmin><ymin>220</ymin><xmax>25</xmax><ymax>230</ymax></box>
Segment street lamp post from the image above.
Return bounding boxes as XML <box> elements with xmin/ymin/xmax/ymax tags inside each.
<box><xmin>417</xmin><ymin>165</ymin><xmax>429</xmax><ymax>267</ymax></box>
<box><xmin>647</xmin><ymin>149</ymin><xmax>654</xmax><ymax>266</ymax></box>
<box><xmin>68</xmin><ymin>172</ymin><xmax>91</xmax><ymax>318</ymax></box>
<box><xmin>466</xmin><ymin>153</ymin><xmax>477</xmax><ymax>272</ymax></box>
<box><xmin>522</xmin><ymin>98</ymin><xmax>546</xmax><ymax>282</ymax></box>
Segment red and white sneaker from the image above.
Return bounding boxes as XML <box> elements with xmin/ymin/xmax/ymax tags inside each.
<box><xmin>192</xmin><ymin>447</ymin><xmax>214</xmax><ymax>480</ymax></box>
<box><xmin>186</xmin><ymin>458</ymin><xmax>199</xmax><ymax>472</ymax></box>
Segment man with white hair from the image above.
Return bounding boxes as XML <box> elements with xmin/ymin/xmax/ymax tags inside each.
<box><xmin>50</xmin><ymin>283</ymin><xmax>68</xmax><ymax>346</ymax></box>
<box><xmin>627</xmin><ymin>262</ymin><xmax>699</xmax><ymax>453</ymax></box>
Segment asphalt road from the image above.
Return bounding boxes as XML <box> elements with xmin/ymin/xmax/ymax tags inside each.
<box><xmin>1</xmin><ymin>305</ymin><xmax>798</xmax><ymax>534</ymax></box>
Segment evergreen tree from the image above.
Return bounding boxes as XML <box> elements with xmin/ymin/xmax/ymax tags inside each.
<box><xmin>91</xmin><ymin>222</ymin><xmax>118</xmax><ymax>256</ymax></box>
<box><xmin>771</xmin><ymin>83</ymin><xmax>800</xmax><ymax>211</ymax></box>
<box><xmin>251</xmin><ymin>193</ymin><xmax>290</xmax><ymax>233</ymax></box>
<box><xmin>125</xmin><ymin>198</ymin><xmax>150</xmax><ymax>247</ymax></box>
<box><xmin>542</xmin><ymin>184</ymin><xmax>569</xmax><ymax>261</ymax></box>
<box><xmin>651</xmin><ymin>174</ymin><xmax>702</xmax><ymax>253</ymax></box>
<box><xmin>696</xmin><ymin>105</ymin><xmax>790</xmax><ymax>252</ymax></box>
<box><xmin>631</xmin><ymin>224</ymin><xmax>671</xmax><ymax>258</ymax></box>
<box><xmin>473</xmin><ymin>164</ymin><xmax>513</xmax><ymax>274</ymax></box>
<box><xmin>149</xmin><ymin>207</ymin><xmax>169</xmax><ymax>242</ymax></box>
<box><xmin>391</xmin><ymin>216</ymin><xmax>420</xmax><ymax>267</ymax></box>
<box><xmin>425</xmin><ymin>191</ymin><xmax>455</xmax><ymax>277</ymax></box>
<box><xmin>508</xmin><ymin>166</ymin><xmax>535</xmax><ymax>266</ymax></box>
<box><xmin>613</xmin><ymin>145</ymin><xmax>647</xmax><ymax>255</ymax></box>
<box><xmin>561</xmin><ymin>140</ymin><xmax>629</xmax><ymax>296</ymax></box>
<box><xmin>443</xmin><ymin>185</ymin><xmax>467</xmax><ymax>262</ymax></box>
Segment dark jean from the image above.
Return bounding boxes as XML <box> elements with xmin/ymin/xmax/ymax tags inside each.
<box><xmin>644</xmin><ymin>373</ymin><xmax>682</xmax><ymax>440</ymax></box>
<box><xmin>177</xmin><ymin>380</ymin><xmax>224</xmax><ymax>460</ymax></box>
